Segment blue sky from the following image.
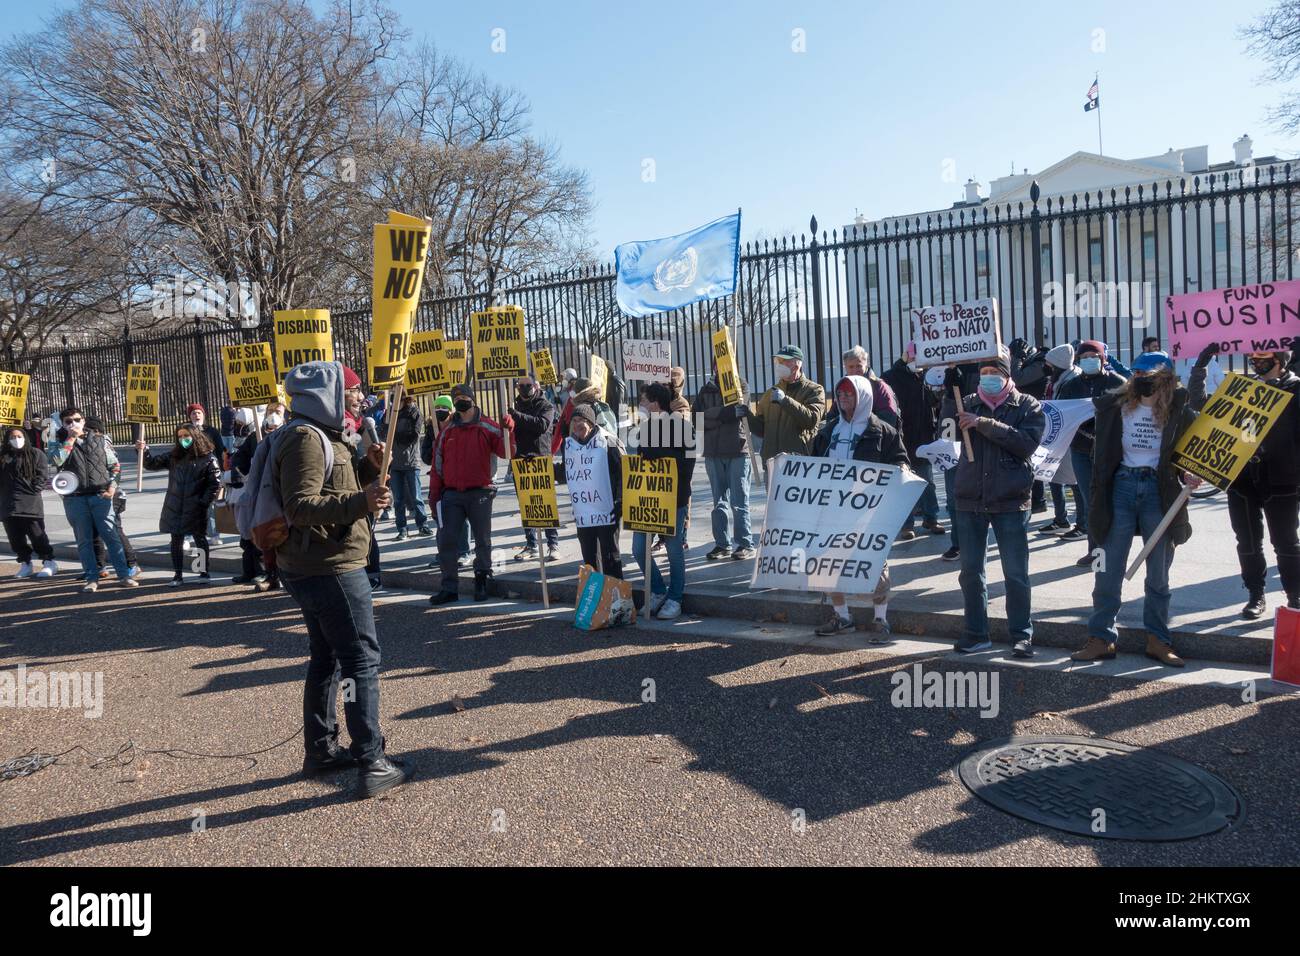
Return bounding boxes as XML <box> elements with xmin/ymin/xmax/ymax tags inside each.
<box><xmin>7</xmin><ymin>1</ymin><xmax>1297</xmax><ymax>257</ymax></box>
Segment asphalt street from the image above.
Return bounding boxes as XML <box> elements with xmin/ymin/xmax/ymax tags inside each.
<box><xmin>1</xmin><ymin>565</ymin><xmax>1297</xmax><ymax>866</ymax></box>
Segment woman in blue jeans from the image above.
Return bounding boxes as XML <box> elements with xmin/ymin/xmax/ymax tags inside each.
<box><xmin>1073</xmin><ymin>352</ymin><xmax>1200</xmax><ymax>667</ymax></box>
<box><xmin>630</xmin><ymin>382</ymin><xmax>695</xmax><ymax>621</ymax></box>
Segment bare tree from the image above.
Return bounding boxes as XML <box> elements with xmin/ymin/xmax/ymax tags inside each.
<box><xmin>1243</xmin><ymin>0</ymin><xmax>1300</xmax><ymax>133</ymax></box>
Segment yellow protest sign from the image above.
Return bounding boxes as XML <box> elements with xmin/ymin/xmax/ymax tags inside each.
<box><xmin>590</xmin><ymin>354</ymin><xmax>609</xmax><ymax>402</ymax></box>
<box><xmin>125</xmin><ymin>364</ymin><xmax>160</xmax><ymax>423</ymax></box>
<box><xmin>471</xmin><ymin>305</ymin><xmax>528</xmax><ymax>381</ymax></box>
<box><xmin>0</xmin><ymin>372</ymin><xmax>30</xmax><ymax>427</ymax></box>
<box><xmin>711</xmin><ymin>327</ymin><xmax>742</xmax><ymax>406</ymax></box>
<box><xmin>405</xmin><ymin>330</ymin><xmax>447</xmax><ymax>395</ymax></box>
<box><xmin>621</xmin><ymin>454</ymin><xmax>677</xmax><ymax>535</ymax></box>
<box><xmin>276</xmin><ymin>381</ymin><xmax>291</xmax><ymax>411</ymax></box>
<box><xmin>511</xmin><ymin>456</ymin><xmax>561</xmax><ymax>529</ymax></box>
<box><xmin>222</xmin><ymin>342</ymin><xmax>277</xmax><ymax>408</ymax></box>
<box><xmin>370</xmin><ymin>211</ymin><xmax>432</xmax><ymax>388</ymax></box>
<box><xmin>444</xmin><ymin>340</ymin><xmax>467</xmax><ymax>389</ymax></box>
<box><xmin>532</xmin><ymin>348</ymin><xmax>558</xmax><ymax>386</ymax></box>
<box><xmin>273</xmin><ymin>309</ymin><xmax>334</xmax><ymax>378</ymax></box>
<box><xmin>1172</xmin><ymin>372</ymin><xmax>1294</xmax><ymax>489</ymax></box>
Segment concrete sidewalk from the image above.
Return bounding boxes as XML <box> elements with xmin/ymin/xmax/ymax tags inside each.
<box><xmin>10</xmin><ymin>445</ymin><xmax>1282</xmax><ymax>665</ymax></box>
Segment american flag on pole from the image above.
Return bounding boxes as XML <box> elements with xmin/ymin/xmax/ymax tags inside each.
<box><xmin>1084</xmin><ymin>79</ymin><xmax>1100</xmax><ymax>112</ymax></box>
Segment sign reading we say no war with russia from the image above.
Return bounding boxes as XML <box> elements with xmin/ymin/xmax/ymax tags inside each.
<box><xmin>1164</xmin><ymin>280</ymin><xmax>1300</xmax><ymax>359</ymax></box>
<box><xmin>222</xmin><ymin>343</ymin><xmax>277</xmax><ymax>407</ymax></box>
<box><xmin>910</xmin><ymin>297</ymin><xmax>1002</xmax><ymax>368</ymax></box>
<box><xmin>1171</xmin><ymin>372</ymin><xmax>1293</xmax><ymax>489</ymax></box>
<box><xmin>752</xmin><ymin>455</ymin><xmax>925</xmax><ymax>595</ymax></box>
<box><xmin>472</xmin><ymin>305</ymin><xmax>528</xmax><ymax>380</ymax></box>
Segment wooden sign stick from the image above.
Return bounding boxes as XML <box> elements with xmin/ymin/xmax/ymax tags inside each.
<box><xmin>135</xmin><ymin>423</ymin><xmax>144</xmax><ymax>492</ymax></box>
<box><xmin>378</xmin><ymin>383</ymin><xmax>403</xmax><ymax>486</ymax></box>
<box><xmin>953</xmin><ymin>385</ymin><xmax>975</xmax><ymax>462</ymax></box>
<box><xmin>1124</xmin><ymin>485</ymin><xmax>1194</xmax><ymax>580</ymax></box>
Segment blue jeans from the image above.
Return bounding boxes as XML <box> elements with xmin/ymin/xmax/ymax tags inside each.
<box><xmin>525</xmin><ymin>526</ymin><xmax>559</xmax><ymax>549</ymax></box>
<box><xmin>632</xmin><ymin>506</ymin><xmax>689</xmax><ymax>602</ymax></box>
<box><xmin>943</xmin><ymin>466</ymin><xmax>960</xmax><ymax>549</ymax></box>
<box><xmin>281</xmin><ymin>567</ymin><xmax>383</xmax><ymax>762</ymax></box>
<box><xmin>1070</xmin><ymin>449</ymin><xmax>1094</xmax><ymax>532</ymax></box>
<box><xmin>705</xmin><ymin>456</ymin><xmax>752</xmax><ymax>549</ymax></box>
<box><xmin>956</xmin><ymin>509</ymin><xmax>1032</xmax><ymax>643</ymax></box>
<box><xmin>904</xmin><ymin>458</ymin><xmax>941</xmax><ymax>530</ymax></box>
<box><xmin>390</xmin><ymin>468</ymin><xmax>429</xmax><ymax>531</ymax></box>
<box><xmin>1049</xmin><ymin>482</ymin><xmax>1069</xmax><ymax>523</ymax></box>
<box><xmin>63</xmin><ymin>494</ymin><xmax>129</xmax><ymax>581</ymax></box>
<box><xmin>1089</xmin><ymin>468</ymin><xmax>1175</xmax><ymax>645</ymax></box>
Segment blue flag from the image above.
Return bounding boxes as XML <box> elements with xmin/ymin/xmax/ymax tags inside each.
<box><xmin>614</xmin><ymin>212</ymin><xmax>741</xmax><ymax>317</ymax></box>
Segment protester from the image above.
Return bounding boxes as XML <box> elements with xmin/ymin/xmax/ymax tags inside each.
<box><xmin>551</xmin><ymin>376</ymin><xmax>618</xmax><ymax>454</ymax></box>
<box><xmin>810</xmin><ymin>375</ymin><xmax>909</xmax><ymax>638</ymax></box>
<box><xmin>48</xmin><ymin>407</ymin><xmax>136</xmax><ymax>592</ymax></box>
<box><xmin>881</xmin><ymin>344</ymin><xmax>943</xmax><ymax>539</ymax></box>
<box><xmin>1190</xmin><ymin>343</ymin><xmax>1300</xmax><ymax>617</ymax></box>
<box><xmin>556</xmin><ymin>368</ymin><xmax>578</xmax><ymax>412</ymax></box>
<box><xmin>926</xmin><ymin>365</ymin><xmax>963</xmax><ymax>562</ymax></box>
<box><xmin>1055</xmin><ymin>339</ymin><xmax>1126</xmax><ymax>564</ymax></box>
<box><xmin>563</xmin><ymin>405</ymin><xmax>623</xmax><ymax>577</ymax></box>
<box><xmin>1035</xmin><ymin>343</ymin><xmax>1081</xmax><ymax>536</ymax></box>
<box><xmin>667</xmin><ymin>366</ymin><xmax>691</xmax><ymax>414</ymax></box>
<box><xmin>1141</xmin><ymin>336</ymin><xmax>1162</xmax><ymax>354</ymax></box>
<box><xmin>231</xmin><ymin>411</ymin><xmax>286</xmax><ymax>590</ymax></box>
<box><xmin>388</xmin><ymin>392</ymin><xmax>432</xmax><ymax>541</ymax></box>
<box><xmin>509</xmin><ymin>375</ymin><xmax>559</xmax><ymax>562</ymax></box>
<box><xmin>943</xmin><ymin>351</ymin><xmax>1045</xmax><ymax>656</ymax></box>
<box><xmin>694</xmin><ymin>361</ymin><xmax>754</xmax><ymax>561</ymax></box>
<box><xmin>936</xmin><ymin>361</ymin><xmax>983</xmax><ymax>563</ymax></box>
<box><xmin>343</xmin><ymin>373</ymin><xmax>384</xmax><ymax>589</ymax></box>
<box><xmin>24</xmin><ymin>417</ymin><xmax>45</xmax><ymax>452</ymax></box>
<box><xmin>87</xmin><ymin>417</ymin><xmax>140</xmax><ymax>579</ymax></box>
<box><xmin>138</xmin><ymin>425</ymin><xmax>221</xmax><ymax>586</ymax></box>
<box><xmin>269</xmin><ymin>361</ymin><xmax>409</xmax><ymax>799</ymax></box>
<box><xmin>219</xmin><ymin>404</ymin><xmax>237</xmax><ymax>455</ymax></box>
<box><xmin>422</xmin><ymin>395</ymin><xmax>472</xmax><ymax>570</ymax></box>
<box><xmin>1</xmin><ymin>425</ymin><xmax>56</xmax><ymax>578</ymax></box>
<box><xmin>747</xmin><ymin>345</ymin><xmax>826</xmax><ymax>463</ymax></box>
<box><xmin>428</xmin><ymin>383</ymin><xmax>512</xmax><ymax>605</ymax></box>
<box><xmin>1072</xmin><ymin>352</ymin><xmax>1198</xmax><ymax>667</ymax></box>
<box><xmin>630</xmin><ymin>382</ymin><xmax>695</xmax><ymax>620</ymax></box>
<box><xmin>185</xmin><ymin>403</ymin><xmax>225</xmax><ymax>543</ymax></box>
<box><xmin>835</xmin><ymin>345</ymin><xmax>900</xmax><ymax>427</ymax></box>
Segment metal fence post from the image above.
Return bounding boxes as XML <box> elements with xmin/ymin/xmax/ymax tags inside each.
<box><xmin>193</xmin><ymin>317</ymin><xmax>211</xmax><ymax>409</ymax></box>
<box><xmin>60</xmin><ymin>335</ymin><xmax>75</xmax><ymax>409</ymax></box>
<box><xmin>1029</xmin><ymin>181</ymin><xmax>1045</xmax><ymax>349</ymax></box>
<box><xmin>808</xmin><ymin>215</ymin><xmax>827</xmax><ymax>385</ymax></box>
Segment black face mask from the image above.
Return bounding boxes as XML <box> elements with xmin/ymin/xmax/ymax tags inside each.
<box><xmin>1133</xmin><ymin>377</ymin><xmax>1155</xmax><ymax>397</ymax></box>
<box><xmin>454</xmin><ymin>399</ymin><xmax>473</xmax><ymax>413</ymax></box>
<box><xmin>1251</xmin><ymin>360</ymin><xmax>1278</xmax><ymax>378</ymax></box>
<box><xmin>435</xmin><ymin>408</ymin><xmax>450</xmax><ymax>422</ymax></box>
<box><xmin>516</xmin><ymin>387</ymin><xmax>534</xmax><ymax>401</ymax></box>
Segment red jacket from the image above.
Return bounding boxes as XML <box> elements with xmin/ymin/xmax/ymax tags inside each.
<box><xmin>429</xmin><ymin>409</ymin><xmax>510</xmax><ymax>505</ymax></box>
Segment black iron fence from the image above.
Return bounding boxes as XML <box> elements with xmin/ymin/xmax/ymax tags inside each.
<box><xmin>8</xmin><ymin>162</ymin><xmax>1296</xmax><ymax>438</ymax></box>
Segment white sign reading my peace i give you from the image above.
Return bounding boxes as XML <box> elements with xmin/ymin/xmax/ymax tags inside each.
<box><xmin>751</xmin><ymin>454</ymin><xmax>925</xmax><ymax>595</ymax></box>
<box><xmin>910</xmin><ymin>297</ymin><xmax>1001</xmax><ymax>368</ymax></box>
<box><xmin>621</xmin><ymin>339</ymin><xmax>672</xmax><ymax>383</ymax></box>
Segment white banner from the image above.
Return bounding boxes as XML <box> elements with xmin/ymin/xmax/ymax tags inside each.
<box><xmin>751</xmin><ymin>454</ymin><xmax>925</xmax><ymax>595</ymax></box>
<box><xmin>620</xmin><ymin>338</ymin><xmax>672</xmax><ymax>382</ymax></box>
<box><xmin>916</xmin><ymin>399</ymin><xmax>1094</xmax><ymax>485</ymax></box>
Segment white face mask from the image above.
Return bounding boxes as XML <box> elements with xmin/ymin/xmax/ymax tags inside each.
<box><xmin>8</xmin><ymin>436</ymin><xmax>24</xmax><ymax>450</ymax></box>
<box><xmin>775</xmin><ymin>363</ymin><xmax>793</xmax><ymax>381</ymax></box>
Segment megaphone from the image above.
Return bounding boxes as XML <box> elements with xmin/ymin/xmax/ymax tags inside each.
<box><xmin>51</xmin><ymin>471</ymin><xmax>80</xmax><ymax>496</ymax></box>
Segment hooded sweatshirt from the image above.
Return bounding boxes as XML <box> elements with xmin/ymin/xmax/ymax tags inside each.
<box><xmin>827</xmin><ymin>376</ymin><xmax>874</xmax><ymax>460</ymax></box>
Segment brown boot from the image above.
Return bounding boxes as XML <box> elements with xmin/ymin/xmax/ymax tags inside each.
<box><xmin>1070</xmin><ymin>636</ymin><xmax>1117</xmax><ymax>661</ymax></box>
<box><xmin>1145</xmin><ymin>634</ymin><xmax>1184</xmax><ymax>668</ymax></box>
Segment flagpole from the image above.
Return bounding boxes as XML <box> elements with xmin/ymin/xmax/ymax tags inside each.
<box><xmin>1095</xmin><ymin>73</ymin><xmax>1103</xmax><ymax>156</ymax></box>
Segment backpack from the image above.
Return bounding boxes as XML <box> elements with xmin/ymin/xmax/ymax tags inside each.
<box><xmin>235</xmin><ymin>422</ymin><xmax>334</xmax><ymax>550</ymax></box>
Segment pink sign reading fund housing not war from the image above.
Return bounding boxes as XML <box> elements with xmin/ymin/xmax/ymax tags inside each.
<box><xmin>1164</xmin><ymin>280</ymin><xmax>1300</xmax><ymax>359</ymax></box>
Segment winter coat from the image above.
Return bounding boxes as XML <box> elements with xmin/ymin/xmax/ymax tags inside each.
<box><xmin>941</xmin><ymin>388</ymin><xmax>1046</xmax><ymax>513</ymax></box>
<box><xmin>552</xmin><ymin>386</ymin><xmax>618</xmax><ymax>454</ymax></box>
<box><xmin>810</xmin><ymin>413</ymin><xmax>909</xmax><ymax>467</ymax></box>
<box><xmin>429</xmin><ymin>409</ymin><xmax>510</xmax><ymax>506</ymax></box>
<box><xmin>693</xmin><ymin>377</ymin><xmax>751</xmax><ymax>458</ymax></box>
<box><xmin>1088</xmin><ymin>387</ymin><xmax>1197</xmax><ymax>547</ymax></box>
<box><xmin>0</xmin><ymin>447</ymin><xmax>49</xmax><ymax>519</ymax></box>
<box><xmin>145</xmin><ymin>449</ymin><xmax>220</xmax><ymax>536</ymax></box>
<box><xmin>880</xmin><ymin>359</ymin><xmax>938</xmax><ymax>456</ymax></box>
<box><xmin>390</xmin><ymin>402</ymin><xmax>423</xmax><ymax>472</ymax></box>
<box><xmin>1189</xmin><ymin>366</ymin><xmax>1300</xmax><ymax>494</ymax></box>
<box><xmin>749</xmin><ymin>375</ymin><xmax>826</xmax><ymax>462</ymax></box>
<box><xmin>510</xmin><ymin>390</ymin><xmax>556</xmax><ymax>458</ymax></box>
<box><xmin>1055</xmin><ymin>369</ymin><xmax>1127</xmax><ymax>455</ymax></box>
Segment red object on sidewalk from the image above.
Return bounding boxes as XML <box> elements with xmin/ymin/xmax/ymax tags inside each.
<box><xmin>1272</xmin><ymin>607</ymin><xmax>1300</xmax><ymax>687</ymax></box>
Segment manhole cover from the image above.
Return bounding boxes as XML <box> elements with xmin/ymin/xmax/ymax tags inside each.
<box><xmin>958</xmin><ymin>735</ymin><xmax>1242</xmax><ymax>841</ymax></box>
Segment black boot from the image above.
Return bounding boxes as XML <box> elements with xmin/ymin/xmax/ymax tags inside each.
<box><xmin>473</xmin><ymin>571</ymin><xmax>490</xmax><ymax>602</ymax></box>
<box><xmin>429</xmin><ymin>590</ymin><xmax>458</xmax><ymax>606</ymax></box>
<box><xmin>303</xmin><ymin>726</ymin><xmax>357</xmax><ymax>777</ymax></box>
<box><xmin>1288</xmin><ymin>593</ymin><xmax>1300</xmax><ymax>610</ymax></box>
<box><xmin>356</xmin><ymin>754</ymin><xmax>412</xmax><ymax>799</ymax></box>
<box><xmin>1242</xmin><ymin>592</ymin><xmax>1267</xmax><ymax>619</ymax></box>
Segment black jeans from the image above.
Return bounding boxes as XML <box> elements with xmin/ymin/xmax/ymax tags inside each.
<box><xmin>576</xmin><ymin>524</ymin><xmax>622</xmax><ymax>578</ymax></box>
<box><xmin>240</xmin><ymin>537</ymin><xmax>265</xmax><ymax>579</ymax></box>
<box><xmin>4</xmin><ymin>516</ymin><xmax>53</xmax><ymax>563</ymax></box>
<box><xmin>437</xmin><ymin>487</ymin><xmax>495</xmax><ymax>593</ymax></box>
<box><xmin>282</xmin><ymin>567</ymin><xmax>383</xmax><ymax>761</ymax></box>
<box><xmin>365</xmin><ymin>514</ymin><xmax>381</xmax><ymax>584</ymax></box>
<box><xmin>1227</xmin><ymin>489</ymin><xmax>1300</xmax><ymax>597</ymax></box>
<box><xmin>170</xmin><ymin>532</ymin><xmax>209</xmax><ymax>577</ymax></box>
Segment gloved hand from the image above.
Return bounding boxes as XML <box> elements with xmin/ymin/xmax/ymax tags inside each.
<box><xmin>1009</xmin><ymin>338</ymin><xmax>1028</xmax><ymax>359</ymax></box>
<box><xmin>943</xmin><ymin>367</ymin><xmax>962</xmax><ymax>391</ymax></box>
<box><xmin>1195</xmin><ymin>342</ymin><xmax>1220</xmax><ymax>368</ymax></box>
<box><xmin>767</xmin><ymin>387</ymin><xmax>785</xmax><ymax>404</ymax></box>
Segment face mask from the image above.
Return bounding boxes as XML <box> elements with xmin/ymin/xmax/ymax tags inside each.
<box><xmin>1080</xmin><ymin>357</ymin><xmax>1102</xmax><ymax>375</ymax></box>
<box><xmin>1251</xmin><ymin>359</ymin><xmax>1278</xmax><ymax>378</ymax></box>
<box><xmin>979</xmin><ymin>374</ymin><xmax>1007</xmax><ymax>394</ymax></box>
<box><xmin>8</xmin><ymin>436</ymin><xmax>24</xmax><ymax>449</ymax></box>
<box><xmin>638</xmin><ymin>404</ymin><xmax>652</xmax><ymax>417</ymax></box>
<box><xmin>775</xmin><ymin>363</ymin><xmax>793</xmax><ymax>381</ymax></box>
<box><xmin>435</xmin><ymin>408</ymin><xmax>450</xmax><ymax>422</ymax></box>
<box><xmin>179</xmin><ymin>437</ymin><xmax>193</xmax><ymax>449</ymax></box>
<box><xmin>454</xmin><ymin>399</ymin><xmax>473</xmax><ymax>413</ymax></box>
<box><xmin>1133</xmin><ymin>377</ymin><xmax>1155</xmax><ymax>397</ymax></box>
<box><xmin>516</xmin><ymin>386</ymin><xmax>534</xmax><ymax>400</ymax></box>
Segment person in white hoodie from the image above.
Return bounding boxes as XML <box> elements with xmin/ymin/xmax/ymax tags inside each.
<box><xmin>808</xmin><ymin>375</ymin><xmax>910</xmax><ymax>639</ymax></box>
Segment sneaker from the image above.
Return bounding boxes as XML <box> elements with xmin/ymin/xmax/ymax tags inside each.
<box><xmin>941</xmin><ymin>546</ymin><xmax>961</xmax><ymax>562</ymax></box>
<box><xmin>379</xmin><ymin>509</ymin><xmax>390</xmax><ymax>521</ymax></box>
<box><xmin>82</xmin><ymin>580</ymin><xmax>99</xmax><ymax>593</ymax></box>
<box><xmin>370</xmin><ymin>578</ymin><xmax>384</xmax><ymax>593</ymax></box>
<box><xmin>815</xmin><ymin>614</ymin><xmax>855</xmax><ymax>636</ymax></box>
<box><xmin>128</xmin><ymin>565</ymin><xmax>142</xmax><ymax>578</ymax></box>
<box><xmin>302</xmin><ymin>743</ymin><xmax>358</xmax><ymax>777</ymax></box>
<box><xmin>1036</xmin><ymin>518</ymin><xmax>1072</xmax><ymax>535</ymax></box>
<box><xmin>232</xmin><ymin>574</ymin><xmax>255</xmax><ymax>584</ymax></box>
<box><xmin>1075</xmin><ymin>553</ymin><xmax>1096</xmax><ymax>568</ymax></box>
<box><xmin>198</xmin><ymin>572</ymin><xmax>212</xmax><ymax>583</ymax></box>
<box><xmin>15</xmin><ymin>562</ymin><xmax>33</xmax><ymax>578</ymax></box>
<box><xmin>457</xmin><ymin>554</ymin><xmax>472</xmax><ymax>570</ymax></box>
<box><xmin>1070</xmin><ymin>636</ymin><xmax>1116</xmax><ymax>661</ymax></box>
<box><xmin>656</xmin><ymin>599</ymin><xmax>682</xmax><ymax>620</ymax></box>
<box><xmin>1145</xmin><ymin>634</ymin><xmax>1184</xmax><ymax>668</ymax></box>
<box><xmin>36</xmin><ymin>560</ymin><xmax>57</xmax><ymax>578</ymax></box>
<box><xmin>705</xmin><ymin>546</ymin><xmax>731</xmax><ymax>561</ymax></box>
<box><xmin>921</xmin><ymin>520</ymin><xmax>946</xmax><ymax>535</ymax></box>
<box><xmin>118</xmin><ymin>576</ymin><xmax>139</xmax><ymax>588</ymax></box>
<box><xmin>652</xmin><ymin>537</ymin><xmax>666</xmax><ymax>553</ymax></box>
<box><xmin>898</xmin><ymin>529</ymin><xmax>917</xmax><ymax>541</ymax></box>
<box><xmin>731</xmin><ymin>546</ymin><xmax>756</xmax><ymax>560</ymax></box>
<box><xmin>1241</xmin><ymin>593</ymin><xmax>1266</xmax><ymax>620</ymax></box>
<box><xmin>417</xmin><ymin>526</ymin><xmax>434</xmax><ymax>537</ymax></box>
<box><xmin>1058</xmin><ymin>525</ymin><xmax>1087</xmax><ymax>542</ymax></box>
<box><xmin>513</xmin><ymin>546</ymin><xmax>538</xmax><ymax>563</ymax></box>
<box><xmin>955</xmin><ymin>635</ymin><xmax>992</xmax><ymax>653</ymax></box>
<box><xmin>647</xmin><ymin>592</ymin><xmax>668</xmax><ymax>617</ymax></box>
<box><xmin>169</xmin><ymin>576</ymin><xmax>182</xmax><ymax>587</ymax></box>
<box><xmin>429</xmin><ymin>590</ymin><xmax>459</xmax><ymax>606</ymax></box>
<box><xmin>355</xmin><ymin>754</ymin><xmax>413</xmax><ymax>799</ymax></box>
<box><xmin>1012</xmin><ymin>638</ymin><xmax>1035</xmax><ymax>658</ymax></box>
<box><xmin>394</xmin><ymin>530</ymin><xmax>409</xmax><ymax>542</ymax></box>
<box><xmin>544</xmin><ymin>546</ymin><xmax>560</xmax><ymax>562</ymax></box>
<box><xmin>98</xmin><ymin>567</ymin><xmax>112</xmax><ymax>579</ymax></box>
<box><xmin>867</xmin><ymin>618</ymin><xmax>893</xmax><ymax>644</ymax></box>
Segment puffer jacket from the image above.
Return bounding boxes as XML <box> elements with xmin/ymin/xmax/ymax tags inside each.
<box><xmin>1089</xmin><ymin>388</ymin><xmax>1197</xmax><ymax>547</ymax></box>
<box><xmin>390</xmin><ymin>402</ymin><xmax>423</xmax><ymax>472</ymax></box>
<box><xmin>145</xmin><ymin>449</ymin><xmax>220</xmax><ymax>536</ymax></box>
<box><xmin>510</xmin><ymin>389</ymin><xmax>556</xmax><ymax>458</ymax></box>
<box><xmin>941</xmin><ymin>388</ymin><xmax>1046</xmax><ymax>513</ymax></box>
<box><xmin>0</xmin><ymin>447</ymin><xmax>49</xmax><ymax>519</ymax></box>
<box><xmin>1189</xmin><ymin>365</ymin><xmax>1300</xmax><ymax>493</ymax></box>
<box><xmin>429</xmin><ymin>409</ymin><xmax>509</xmax><ymax>506</ymax></box>
<box><xmin>693</xmin><ymin>377</ymin><xmax>750</xmax><ymax>458</ymax></box>
<box><xmin>749</xmin><ymin>375</ymin><xmax>826</xmax><ymax>462</ymax></box>
<box><xmin>1056</xmin><ymin>369</ymin><xmax>1126</xmax><ymax>455</ymax></box>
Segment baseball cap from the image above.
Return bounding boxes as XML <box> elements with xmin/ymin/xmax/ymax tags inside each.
<box><xmin>775</xmin><ymin>345</ymin><xmax>804</xmax><ymax>361</ymax></box>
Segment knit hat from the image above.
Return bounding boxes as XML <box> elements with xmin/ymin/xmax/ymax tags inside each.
<box><xmin>434</xmin><ymin>395</ymin><xmax>454</xmax><ymax>411</ymax></box>
<box><xmin>571</xmin><ymin>404</ymin><xmax>599</xmax><ymax>429</ymax></box>
<box><xmin>186</xmin><ymin>403</ymin><xmax>205</xmax><ymax>416</ymax></box>
<box><xmin>340</xmin><ymin>365</ymin><xmax>362</xmax><ymax>390</ymax></box>
<box><xmin>982</xmin><ymin>345</ymin><xmax>1012</xmax><ymax>378</ymax></box>
<box><xmin>924</xmin><ymin>366</ymin><xmax>946</xmax><ymax>388</ymax></box>
<box><xmin>1045</xmin><ymin>343</ymin><xmax>1075</xmax><ymax>370</ymax></box>
<box><xmin>450</xmin><ymin>383</ymin><xmax>474</xmax><ymax>402</ymax></box>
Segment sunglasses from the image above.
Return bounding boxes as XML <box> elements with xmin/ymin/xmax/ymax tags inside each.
<box><xmin>62</xmin><ymin>417</ymin><xmax>83</xmax><ymax>425</ymax></box>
